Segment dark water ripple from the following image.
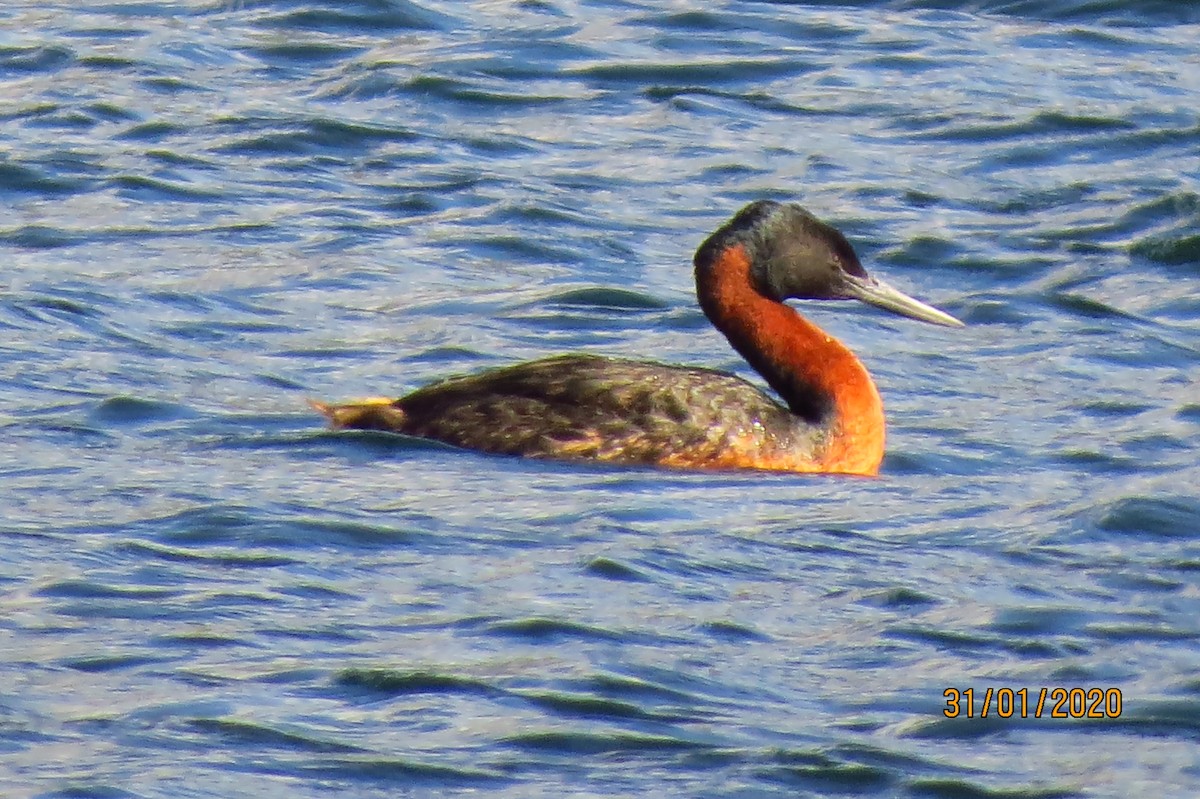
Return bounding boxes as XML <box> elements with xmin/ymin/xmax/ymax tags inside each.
<box><xmin>2</xmin><ymin>0</ymin><xmax>1200</xmax><ymax>797</ymax></box>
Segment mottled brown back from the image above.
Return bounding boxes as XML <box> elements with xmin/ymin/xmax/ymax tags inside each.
<box><xmin>391</xmin><ymin>354</ymin><xmax>824</xmax><ymax>466</ymax></box>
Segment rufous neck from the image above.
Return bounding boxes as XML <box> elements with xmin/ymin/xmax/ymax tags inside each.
<box><xmin>695</xmin><ymin>243</ymin><xmax>885</xmax><ymax>471</ymax></box>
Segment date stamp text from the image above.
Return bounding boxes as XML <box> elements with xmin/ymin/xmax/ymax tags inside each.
<box><xmin>942</xmin><ymin>687</ymin><xmax>1122</xmax><ymax>719</ymax></box>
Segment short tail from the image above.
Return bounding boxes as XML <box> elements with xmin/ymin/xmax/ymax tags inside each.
<box><xmin>308</xmin><ymin>397</ymin><xmax>408</xmax><ymax>432</ymax></box>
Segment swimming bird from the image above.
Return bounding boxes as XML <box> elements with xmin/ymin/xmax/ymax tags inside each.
<box><xmin>311</xmin><ymin>200</ymin><xmax>962</xmax><ymax>475</ymax></box>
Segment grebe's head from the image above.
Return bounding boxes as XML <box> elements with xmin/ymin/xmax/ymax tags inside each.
<box><xmin>695</xmin><ymin>200</ymin><xmax>963</xmax><ymax>327</ymax></box>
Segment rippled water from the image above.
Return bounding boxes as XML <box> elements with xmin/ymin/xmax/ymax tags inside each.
<box><xmin>2</xmin><ymin>1</ymin><xmax>1199</xmax><ymax>796</ymax></box>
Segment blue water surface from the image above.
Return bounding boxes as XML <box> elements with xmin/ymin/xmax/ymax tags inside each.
<box><xmin>2</xmin><ymin>1</ymin><xmax>1199</xmax><ymax>797</ymax></box>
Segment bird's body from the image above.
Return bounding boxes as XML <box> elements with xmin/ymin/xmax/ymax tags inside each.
<box><xmin>314</xmin><ymin>353</ymin><xmax>834</xmax><ymax>471</ymax></box>
<box><xmin>312</xmin><ymin>200</ymin><xmax>962</xmax><ymax>476</ymax></box>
